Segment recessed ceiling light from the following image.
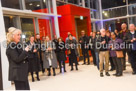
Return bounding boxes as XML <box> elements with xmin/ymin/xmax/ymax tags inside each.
<box><xmin>37</xmin><ymin>4</ymin><xmax>40</xmax><ymax>7</ymax></box>
<box><xmin>29</xmin><ymin>3</ymin><xmax>33</xmax><ymax>6</ymax></box>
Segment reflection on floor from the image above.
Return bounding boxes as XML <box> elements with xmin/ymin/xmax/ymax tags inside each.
<box><xmin>6</xmin><ymin>62</ymin><xmax>136</xmax><ymax>91</ymax></box>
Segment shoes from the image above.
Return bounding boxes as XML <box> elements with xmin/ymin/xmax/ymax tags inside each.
<box><xmin>76</xmin><ymin>68</ymin><xmax>78</xmax><ymax>70</ymax></box>
<box><xmin>37</xmin><ymin>77</ymin><xmax>40</xmax><ymax>81</ymax></box>
<box><xmin>116</xmin><ymin>73</ymin><xmax>123</xmax><ymax>77</ymax></box>
<box><xmin>132</xmin><ymin>71</ymin><xmax>136</xmax><ymax>75</ymax></box>
<box><xmin>113</xmin><ymin>73</ymin><xmax>117</xmax><ymax>76</ymax></box>
<box><xmin>71</xmin><ymin>69</ymin><xmax>73</xmax><ymax>71</ymax></box>
<box><xmin>64</xmin><ymin>70</ymin><xmax>67</xmax><ymax>72</ymax></box>
<box><xmin>53</xmin><ymin>73</ymin><xmax>56</xmax><ymax>76</ymax></box>
<box><xmin>82</xmin><ymin>63</ymin><xmax>86</xmax><ymax>65</ymax></box>
<box><xmin>105</xmin><ymin>72</ymin><xmax>110</xmax><ymax>76</ymax></box>
<box><xmin>87</xmin><ymin>63</ymin><xmax>90</xmax><ymax>65</ymax></box>
<box><xmin>100</xmin><ymin>73</ymin><xmax>104</xmax><ymax>77</ymax></box>
<box><xmin>48</xmin><ymin>72</ymin><xmax>51</xmax><ymax>76</ymax></box>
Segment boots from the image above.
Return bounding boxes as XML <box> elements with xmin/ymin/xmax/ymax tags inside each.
<box><xmin>47</xmin><ymin>68</ymin><xmax>51</xmax><ymax>76</ymax></box>
<box><xmin>36</xmin><ymin>72</ymin><xmax>40</xmax><ymax>81</ymax></box>
<box><xmin>31</xmin><ymin>72</ymin><xmax>35</xmax><ymax>82</ymax></box>
<box><xmin>53</xmin><ymin>68</ymin><xmax>56</xmax><ymax>76</ymax></box>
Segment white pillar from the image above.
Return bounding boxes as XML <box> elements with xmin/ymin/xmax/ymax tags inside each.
<box><xmin>98</xmin><ymin>0</ymin><xmax>104</xmax><ymax>29</ymax></box>
<box><xmin>52</xmin><ymin>0</ymin><xmax>60</xmax><ymax>37</ymax></box>
<box><xmin>0</xmin><ymin>1</ymin><xmax>11</xmax><ymax>89</ymax></box>
<box><xmin>82</xmin><ymin>0</ymin><xmax>85</xmax><ymax>8</ymax></box>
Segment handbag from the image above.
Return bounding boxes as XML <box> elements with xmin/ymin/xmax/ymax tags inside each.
<box><xmin>116</xmin><ymin>51</ymin><xmax>124</xmax><ymax>58</ymax></box>
<box><xmin>67</xmin><ymin>50</ymin><xmax>71</xmax><ymax>55</ymax></box>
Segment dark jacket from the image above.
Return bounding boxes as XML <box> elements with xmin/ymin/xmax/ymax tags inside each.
<box><xmin>118</xmin><ymin>30</ymin><xmax>128</xmax><ymax>40</ymax></box>
<box><xmin>89</xmin><ymin>36</ymin><xmax>96</xmax><ymax>50</ymax></box>
<box><xmin>35</xmin><ymin>39</ymin><xmax>42</xmax><ymax>61</ymax></box>
<box><xmin>97</xmin><ymin>36</ymin><xmax>110</xmax><ymax>51</ymax></box>
<box><xmin>57</xmin><ymin>41</ymin><xmax>67</xmax><ymax>62</ymax></box>
<box><xmin>6</xmin><ymin>42</ymin><xmax>29</xmax><ymax>81</ymax></box>
<box><xmin>66</xmin><ymin>39</ymin><xmax>79</xmax><ymax>57</ymax></box>
<box><xmin>109</xmin><ymin>38</ymin><xmax>123</xmax><ymax>57</ymax></box>
<box><xmin>79</xmin><ymin>35</ymin><xmax>89</xmax><ymax>50</ymax></box>
<box><xmin>124</xmin><ymin>31</ymin><xmax>136</xmax><ymax>51</ymax></box>
<box><xmin>27</xmin><ymin>41</ymin><xmax>40</xmax><ymax>72</ymax></box>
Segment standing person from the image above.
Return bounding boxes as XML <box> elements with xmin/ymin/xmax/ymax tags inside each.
<box><xmin>124</xmin><ymin>24</ymin><xmax>136</xmax><ymax>75</ymax></box>
<box><xmin>27</xmin><ymin>36</ymin><xmax>40</xmax><ymax>82</ymax></box>
<box><xmin>79</xmin><ymin>30</ymin><xmax>90</xmax><ymax>65</ymax></box>
<box><xmin>65</xmin><ymin>32</ymin><xmax>76</xmax><ymax>66</ymax></box>
<box><xmin>109</xmin><ymin>32</ymin><xmax>123</xmax><ymax>77</ymax></box>
<box><xmin>35</xmin><ymin>34</ymin><xmax>45</xmax><ymax>74</ymax></box>
<box><xmin>67</xmin><ymin>34</ymin><xmax>78</xmax><ymax>71</ymax></box>
<box><xmin>57</xmin><ymin>37</ymin><xmax>67</xmax><ymax>73</ymax></box>
<box><xmin>53</xmin><ymin>35</ymin><xmax>59</xmax><ymax>56</ymax></box>
<box><xmin>6</xmin><ymin>27</ymin><xmax>30</xmax><ymax>90</ymax></box>
<box><xmin>42</xmin><ymin>36</ymin><xmax>58</xmax><ymax>76</ymax></box>
<box><xmin>106</xmin><ymin>31</ymin><xmax>115</xmax><ymax>71</ymax></box>
<box><xmin>89</xmin><ymin>32</ymin><xmax>96</xmax><ymax>65</ymax></box>
<box><xmin>97</xmin><ymin>29</ymin><xmax>110</xmax><ymax>77</ymax></box>
<box><xmin>118</xmin><ymin>23</ymin><xmax>129</xmax><ymax>70</ymax></box>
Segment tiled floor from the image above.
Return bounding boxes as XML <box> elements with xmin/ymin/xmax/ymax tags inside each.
<box><xmin>6</xmin><ymin>62</ymin><xmax>136</xmax><ymax>91</ymax></box>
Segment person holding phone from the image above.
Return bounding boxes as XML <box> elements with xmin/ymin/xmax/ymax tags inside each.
<box><xmin>27</xmin><ymin>36</ymin><xmax>40</xmax><ymax>82</ymax></box>
<box><xmin>6</xmin><ymin>27</ymin><xmax>30</xmax><ymax>90</ymax></box>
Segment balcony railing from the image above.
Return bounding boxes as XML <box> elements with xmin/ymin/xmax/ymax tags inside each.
<box><xmin>102</xmin><ymin>3</ymin><xmax>136</xmax><ymax>19</ymax></box>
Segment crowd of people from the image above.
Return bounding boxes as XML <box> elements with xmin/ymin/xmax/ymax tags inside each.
<box><xmin>5</xmin><ymin>23</ymin><xmax>136</xmax><ymax>90</ymax></box>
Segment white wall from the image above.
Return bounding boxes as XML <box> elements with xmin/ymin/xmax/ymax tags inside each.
<box><xmin>0</xmin><ymin>1</ymin><xmax>11</xmax><ymax>89</ymax></box>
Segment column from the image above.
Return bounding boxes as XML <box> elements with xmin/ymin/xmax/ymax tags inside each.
<box><xmin>52</xmin><ymin>0</ymin><xmax>60</xmax><ymax>37</ymax></box>
<box><xmin>98</xmin><ymin>0</ymin><xmax>104</xmax><ymax>29</ymax></box>
<box><xmin>0</xmin><ymin>1</ymin><xmax>11</xmax><ymax>89</ymax></box>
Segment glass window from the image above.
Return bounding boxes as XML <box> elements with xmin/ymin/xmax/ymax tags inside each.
<box><xmin>1</xmin><ymin>0</ymin><xmax>21</xmax><ymax>9</ymax></box>
<box><xmin>102</xmin><ymin>7</ymin><xmax>127</xmax><ymax>19</ymax></box>
<box><xmin>68</xmin><ymin>0</ymin><xmax>79</xmax><ymax>5</ymax></box>
<box><xmin>25</xmin><ymin>0</ymin><xmax>42</xmax><ymax>11</ymax></box>
<box><xmin>129</xmin><ymin>17</ymin><xmax>136</xmax><ymax>25</ymax></box>
<box><xmin>21</xmin><ymin>18</ymin><xmax>35</xmax><ymax>41</ymax></box>
<box><xmin>128</xmin><ymin>4</ymin><xmax>136</xmax><ymax>15</ymax></box>
<box><xmin>102</xmin><ymin>0</ymin><xmax>126</xmax><ymax>9</ymax></box>
<box><xmin>3</xmin><ymin>16</ymin><xmax>18</xmax><ymax>33</ymax></box>
<box><xmin>57</xmin><ymin>1</ymin><xmax>67</xmax><ymax>6</ymax></box>
<box><xmin>128</xmin><ymin>0</ymin><xmax>136</xmax><ymax>4</ymax></box>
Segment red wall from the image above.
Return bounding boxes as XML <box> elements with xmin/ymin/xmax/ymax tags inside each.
<box><xmin>57</xmin><ymin>4</ymin><xmax>92</xmax><ymax>40</ymax></box>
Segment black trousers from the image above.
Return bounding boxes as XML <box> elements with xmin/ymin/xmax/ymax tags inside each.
<box><xmin>109</xmin><ymin>57</ymin><xmax>115</xmax><ymax>70</ymax></box>
<box><xmin>82</xmin><ymin>49</ymin><xmax>90</xmax><ymax>64</ymax></box>
<box><xmin>122</xmin><ymin>50</ymin><xmax>127</xmax><ymax>69</ymax></box>
<box><xmin>69</xmin><ymin>56</ymin><xmax>78</xmax><ymax>69</ymax></box>
<box><xmin>112</xmin><ymin>57</ymin><xmax>123</xmax><ymax>74</ymax></box>
<box><xmin>130</xmin><ymin>50</ymin><xmax>136</xmax><ymax>72</ymax></box>
<box><xmin>91</xmin><ymin>49</ymin><xmax>96</xmax><ymax>65</ymax></box>
<box><xmin>58</xmin><ymin>61</ymin><xmax>66</xmax><ymax>71</ymax></box>
<box><xmin>14</xmin><ymin>80</ymin><xmax>30</xmax><ymax>90</ymax></box>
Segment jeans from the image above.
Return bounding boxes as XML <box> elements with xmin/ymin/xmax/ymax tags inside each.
<box><xmin>95</xmin><ymin>52</ymin><xmax>99</xmax><ymax>70</ymax></box>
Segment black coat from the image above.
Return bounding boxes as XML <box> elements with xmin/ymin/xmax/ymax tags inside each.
<box><xmin>57</xmin><ymin>42</ymin><xmax>67</xmax><ymax>62</ymax></box>
<box><xmin>27</xmin><ymin>41</ymin><xmax>40</xmax><ymax>72</ymax></box>
<box><xmin>124</xmin><ymin>31</ymin><xmax>136</xmax><ymax>51</ymax></box>
<box><xmin>6</xmin><ymin>42</ymin><xmax>29</xmax><ymax>81</ymax></box>
<box><xmin>79</xmin><ymin>35</ymin><xmax>89</xmax><ymax>50</ymax></box>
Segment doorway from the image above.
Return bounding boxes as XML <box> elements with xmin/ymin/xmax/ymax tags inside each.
<box><xmin>75</xmin><ymin>16</ymin><xmax>88</xmax><ymax>57</ymax></box>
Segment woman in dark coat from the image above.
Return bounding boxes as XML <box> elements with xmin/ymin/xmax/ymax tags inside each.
<box><xmin>6</xmin><ymin>27</ymin><xmax>30</xmax><ymax>90</ymax></box>
<box><xmin>27</xmin><ymin>36</ymin><xmax>40</xmax><ymax>82</ymax></box>
<box><xmin>67</xmin><ymin>34</ymin><xmax>78</xmax><ymax>71</ymax></box>
<box><xmin>57</xmin><ymin>37</ymin><xmax>67</xmax><ymax>73</ymax></box>
<box><xmin>109</xmin><ymin>32</ymin><xmax>123</xmax><ymax>77</ymax></box>
<box><xmin>42</xmin><ymin>36</ymin><xmax>58</xmax><ymax>76</ymax></box>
